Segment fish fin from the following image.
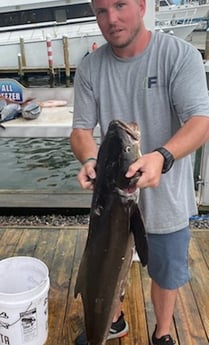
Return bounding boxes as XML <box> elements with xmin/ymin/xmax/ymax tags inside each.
<box><xmin>130</xmin><ymin>206</ymin><xmax>148</xmax><ymax>266</ymax></box>
<box><xmin>20</xmin><ymin>98</ymin><xmax>36</xmax><ymax>106</ymax></box>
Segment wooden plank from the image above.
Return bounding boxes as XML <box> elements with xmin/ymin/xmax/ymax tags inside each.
<box><xmin>0</xmin><ymin>228</ymin><xmax>24</xmax><ymax>258</ymax></box>
<box><xmin>188</xmin><ymin>234</ymin><xmax>209</xmax><ymax>340</ymax></box>
<box><xmin>13</xmin><ymin>228</ymin><xmax>41</xmax><ymax>256</ymax></box>
<box><xmin>33</xmin><ymin>228</ymin><xmax>60</xmax><ymax>269</ymax></box>
<box><xmin>174</xmin><ymin>281</ymin><xmax>208</xmax><ymax>345</ymax></box>
<box><xmin>64</xmin><ymin>229</ymin><xmax>87</xmax><ymax>344</ymax></box>
<box><xmin>0</xmin><ymin>228</ymin><xmax>5</xmax><ymax>240</ymax></box>
<box><xmin>122</xmin><ymin>262</ymin><xmax>149</xmax><ymax>345</ymax></box>
<box><xmin>192</xmin><ymin>230</ymin><xmax>209</xmax><ymax>267</ymax></box>
<box><xmin>46</xmin><ymin>229</ymin><xmax>78</xmax><ymax>345</ymax></box>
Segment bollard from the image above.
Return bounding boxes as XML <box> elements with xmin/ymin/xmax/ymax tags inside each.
<box><xmin>19</xmin><ymin>37</ymin><xmax>26</xmax><ymax>67</ymax></box>
<box><xmin>63</xmin><ymin>35</ymin><xmax>70</xmax><ymax>79</ymax></box>
<box><xmin>46</xmin><ymin>35</ymin><xmax>54</xmax><ymax>77</ymax></box>
<box><xmin>18</xmin><ymin>53</ymin><xmax>24</xmax><ymax>78</ymax></box>
<box><xmin>155</xmin><ymin>0</ymin><xmax>160</xmax><ymax>12</ymax></box>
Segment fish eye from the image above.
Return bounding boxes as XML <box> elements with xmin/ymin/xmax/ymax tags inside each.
<box><xmin>124</xmin><ymin>145</ymin><xmax>131</xmax><ymax>153</ymax></box>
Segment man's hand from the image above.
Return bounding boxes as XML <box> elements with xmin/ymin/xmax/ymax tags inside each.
<box><xmin>77</xmin><ymin>161</ymin><xmax>97</xmax><ymax>190</ymax></box>
<box><xmin>126</xmin><ymin>151</ymin><xmax>165</xmax><ymax>188</ymax></box>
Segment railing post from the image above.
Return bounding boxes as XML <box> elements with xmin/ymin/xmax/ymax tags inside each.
<box><xmin>46</xmin><ymin>35</ymin><xmax>55</xmax><ymax>78</ymax></box>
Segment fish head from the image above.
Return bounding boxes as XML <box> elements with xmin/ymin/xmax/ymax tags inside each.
<box><xmin>96</xmin><ymin>120</ymin><xmax>141</xmax><ymax>193</ymax></box>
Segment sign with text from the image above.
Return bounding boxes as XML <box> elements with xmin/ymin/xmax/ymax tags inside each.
<box><xmin>0</xmin><ymin>79</ymin><xmax>23</xmax><ymax>102</ymax></box>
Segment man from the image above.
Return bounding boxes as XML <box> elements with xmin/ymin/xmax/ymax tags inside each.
<box><xmin>70</xmin><ymin>0</ymin><xmax>209</xmax><ymax>344</ymax></box>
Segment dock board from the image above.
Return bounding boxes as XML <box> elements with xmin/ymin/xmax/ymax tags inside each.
<box><xmin>0</xmin><ymin>227</ymin><xmax>208</xmax><ymax>345</ymax></box>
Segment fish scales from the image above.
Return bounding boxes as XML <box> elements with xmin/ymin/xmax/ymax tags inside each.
<box><xmin>75</xmin><ymin>119</ymin><xmax>148</xmax><ymax>345</ymax></box>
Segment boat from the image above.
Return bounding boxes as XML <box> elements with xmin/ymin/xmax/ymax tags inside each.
<box><xmin>0</xmin><ymin>0</ymin><xmax>196</xmax><ymax>42</ymax></box>
<box><xmin>155</xmin><ymin>0</ymin><xmax>209</xmax><ymax>24</ymax></box>
<box><xmin>0</xmin><ymin>0</ymin><xmax>96</xmax><ymax>33</ymax></box>
<box><xmin>155</xmin><ymin>0</ymin><xmax>204</xmax><ymax>39</ymax></box>
<box><xmin>155</xmin><ymin>21</ymin><xmax>198</xmax><ymax>39</ymax></box>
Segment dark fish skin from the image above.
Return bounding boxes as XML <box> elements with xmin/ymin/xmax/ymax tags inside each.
<box><xmin>74</xmin><ymin>120</ymin><xmax>148</xmax><ymax>345</ymax></box>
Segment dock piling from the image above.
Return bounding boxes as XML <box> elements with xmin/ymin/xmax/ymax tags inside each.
<box><xmin>63</xmin><ymin>35</ymin><xmax>70</xmax><ymax>80</ymax></box>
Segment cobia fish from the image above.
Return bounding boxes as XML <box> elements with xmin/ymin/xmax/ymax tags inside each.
<box><xmin>74</xmin><ymin>119</ymin><xmax>148</xmax><ymax>345</ymax></box>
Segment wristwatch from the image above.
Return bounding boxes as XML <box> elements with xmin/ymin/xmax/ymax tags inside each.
<box><xmin>154</xmin><ymin>147</ymin><xmax>175</xmax><ymax>174</ymax></box>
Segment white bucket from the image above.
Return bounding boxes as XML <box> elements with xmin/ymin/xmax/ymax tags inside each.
<box><xmin>0</xmin><ymin>256</ymin><xmax>50</xmax><ymax>345</ymax></box>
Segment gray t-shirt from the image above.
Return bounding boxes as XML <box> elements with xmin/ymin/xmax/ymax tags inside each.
<box><xmin>73</xmin><ymin>31</ymin><xmax>209</xmax><ymax>234</ymax></box>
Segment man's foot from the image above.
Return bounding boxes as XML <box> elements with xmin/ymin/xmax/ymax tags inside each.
<box><xmin>75</xmin><ymin>312</ymin><xmax>128</xmax><ymax>345</ymax></box>
<box><xmin>152</xmin><ymin>325</ymin><xmax>176</xmax><ymax>345</ymax></box>
<box><xmin>107</xmin><ymin>312</ymin><xmax>128</xmax><ymax>339</ymax></box>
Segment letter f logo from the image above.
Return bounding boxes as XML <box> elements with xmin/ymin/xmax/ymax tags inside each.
<box><xmin>148</xmin><ymin>76</ymin><xmax>157</xmax><ymax>88</ymax></box>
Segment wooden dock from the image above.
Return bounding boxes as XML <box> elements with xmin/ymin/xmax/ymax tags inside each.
<box><xmin>0</xmin><ymin>226</ymin><xmax>208</xmax><ymax>345</ymax></box>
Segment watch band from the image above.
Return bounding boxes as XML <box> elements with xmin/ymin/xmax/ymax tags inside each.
<box><xmin>154</xmin><ymin>147</ymin><xmax>174</xmax><ymax>174</ymax></box>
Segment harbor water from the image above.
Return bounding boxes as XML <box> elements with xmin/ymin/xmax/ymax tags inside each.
<box><xmin>0</xmin><ymin>138</ymin><xmax>80</xmax><ymax>191</ymax></box>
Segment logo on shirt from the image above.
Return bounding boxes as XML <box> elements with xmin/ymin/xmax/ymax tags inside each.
<box><xmin>143</xmin><ymin>76</ymin><xmax>158</xmax><ymax>89</ymax></box>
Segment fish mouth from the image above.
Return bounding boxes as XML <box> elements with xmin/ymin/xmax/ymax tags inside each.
<box><xmin>116</xmin><ymin>176</ymin><xmax>139</xmax><ymax>197</ymax></box>
<box><xmin>116</xmin><ymin>186</ymin><xmax>139</xmax><ymax>202</ymax></box>
<box><xmin>115</xmin><ymin>120</ymin><xmax>140</xmax><ymax>141</ymax></box>
<box><xmin>118</xmin><ymin>186</ymin><xmax>137</xmax><ymax>194</ymax></box>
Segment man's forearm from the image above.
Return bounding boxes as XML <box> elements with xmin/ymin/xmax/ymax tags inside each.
<box><xmin>164</xmin><ymin>116</ymin><xmax>209</xmax><ymax>160</ymax></box>
<box><xmin>70</xmin><ymin>128</ymin><xmax>98</xmax><ymax>163</ymax></box>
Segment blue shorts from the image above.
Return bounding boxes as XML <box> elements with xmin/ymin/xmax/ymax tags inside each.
<box><xmin>147</xmin><ymin>227</ymin><xmax>191</xmax><ymax>290</ymax></box>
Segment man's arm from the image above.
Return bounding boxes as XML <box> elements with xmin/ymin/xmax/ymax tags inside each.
<box><xmin>126</xmin><ymin>115</ymin><xmax>209</xmax><ymax>188</ymax></box>
<box><xmin>70</xmin><ymin>128</ymin><xmax>98</xmax><ymax>189</ymax></box>
<box><xmin>70</xmin><ymin>128</ymin><xmax>98</xmax><ymax>163</ymax></box>
<box><xmin>163</xmin><ymin>116</ymin><xmax>209</xmax><ymax>159</ymax></box>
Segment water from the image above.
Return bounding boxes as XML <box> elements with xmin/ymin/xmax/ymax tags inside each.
<box><xmin>0</xmin><ymin>138</ymin><xmax>81</xmax><ymax>191</ymax></box>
